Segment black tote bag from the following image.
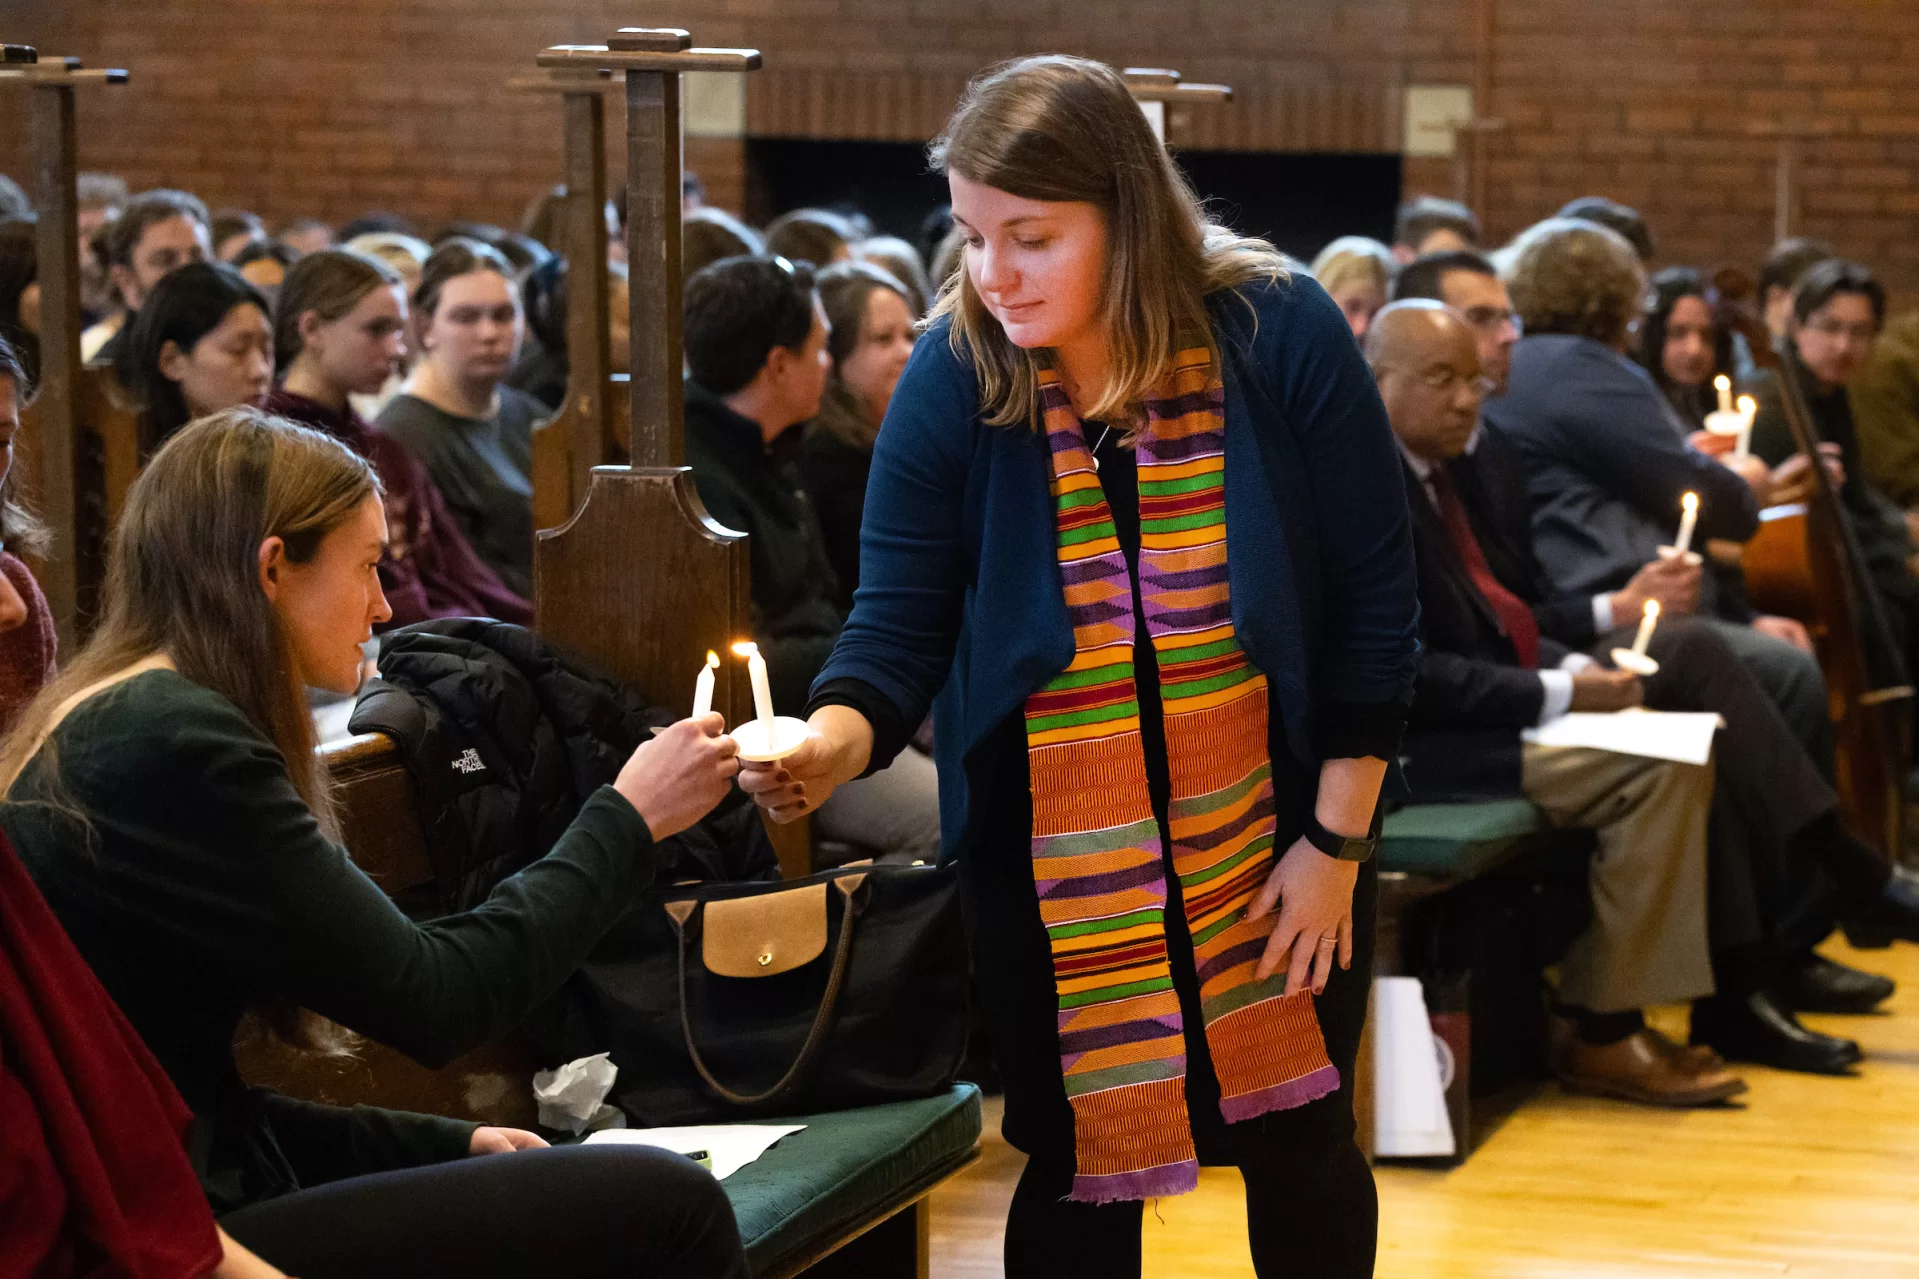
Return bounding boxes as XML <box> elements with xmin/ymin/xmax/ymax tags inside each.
<box><xmin>530</xmin><ymin>860</ymin><xmax>969</xmax><ymax>1125</ymax></box>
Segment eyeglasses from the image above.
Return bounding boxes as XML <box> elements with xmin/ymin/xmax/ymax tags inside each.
<box><xmin>1461</xmin><ymin>305</ymin><xmax>1521</xmax><ymax>336</ymax></box>
<box><xmin>1802</xmin><ymin>318</ymin><xmax>1878</xmax><ymax>345</ymax></box>
<box><xmin>1414</xmin><ymin>366</ymin><xmax>1497</xmax><ymax>397</ymax></box>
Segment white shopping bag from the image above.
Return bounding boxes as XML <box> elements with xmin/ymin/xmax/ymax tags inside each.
<box><xmin>1371</xmin><ymin>976</ymin><xmax>1456</xmax><ymax>1158</ymax></box>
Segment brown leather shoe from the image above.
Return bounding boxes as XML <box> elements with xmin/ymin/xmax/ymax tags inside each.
<box><xmin>1559</xmin><ymin>1030</ymin><xmax>1748</xmax><ymax>1107</ymax></box>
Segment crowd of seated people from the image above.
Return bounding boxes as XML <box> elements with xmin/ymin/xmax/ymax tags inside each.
<box><xmin>9</xmin><ymin>140</ymin><xmax>1919</xmax><ymax>1274</ymax></box>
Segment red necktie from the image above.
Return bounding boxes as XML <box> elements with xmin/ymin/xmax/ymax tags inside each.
<box><xmin>1428</xmin><ymin>467</ymin><xmax>1540</xmax><ymax>669</ymax></box>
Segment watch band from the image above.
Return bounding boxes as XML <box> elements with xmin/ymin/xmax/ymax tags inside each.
<box><xmin>1302</xmin><ymin>809</ymin><xmax>1380</xmax><ymax>863</ymax></box>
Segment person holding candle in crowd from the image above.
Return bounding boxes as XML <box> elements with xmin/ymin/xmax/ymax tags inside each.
<box><xmin>742</xmin><ymin>57</ymin><xmax>1418</xmax><ymax>1276</ymax></box>
<box><xmin>1401</xmin><ymin>235</ymin><xmax>1914</xmax><ymax>1031</ymax></box>
<box><xmin>1636</xmin><ymin>267</ymin><xmax>1735</xmax><ymax>431</ymax></box>
<box><xmin>681</xmin><ymin>254</ymin><xmax>942</xmax><ymax>865</ymax></box>
<box><xmin>1374</xmin><ymin>299</ymin><xmax>1919</xmax><ymax>1079</ymax></box>
<box><xmin>0</xmin><ymin>407</ymin><xmax>751</xmax><ymax>1278</ymax></box>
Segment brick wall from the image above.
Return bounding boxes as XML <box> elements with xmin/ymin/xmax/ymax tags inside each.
<box><xmin>2</xmin><ymin>0</ymin><xmax>1917</xmax><ymax>299</ymax></box>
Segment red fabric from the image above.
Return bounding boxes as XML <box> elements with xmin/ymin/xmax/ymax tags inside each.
<box><xmin>0</xmin><ymin>831</ymin><xmax>223</xmax><ymax>1279</ymax></box>
<box><xmin>263</xmin><ymin>389</ymin><xmax>533</xmax><ymax>628</ymax></box>
<box><xmin>1429</xmin><ymin>467</ymin><xmax>1541</xmax><ymax>668</ymax></box>
<box><xmin>0</xmin><ymin>553</ymin><xmax>56</xmax><ymax>731</ymax></box>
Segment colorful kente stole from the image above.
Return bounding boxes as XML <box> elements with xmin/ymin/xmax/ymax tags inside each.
<box><xmin>1025</xmin><ymin>342</ymin><xmax>1338</xmax><ymax>1203</ymax></box>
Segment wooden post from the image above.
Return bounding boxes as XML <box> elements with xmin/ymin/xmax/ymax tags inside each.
<box><xmin>508</xmin><ymin>67</ymin><xmax>622</xmax><ymax>531</ymax></box>
<box><xmin>531</xmin><ymin>29</ymin><xmax>809</xmax><ymax>869</ymax></box>
<box><xmin>0</xmin><ymin>51</ymin><xmax>128</xmax><ymax>650</ymax></box>
<box><xmin>539</xmin><ymin>31</ymin><xmax>759</xmax><ymax>470</ymax></box>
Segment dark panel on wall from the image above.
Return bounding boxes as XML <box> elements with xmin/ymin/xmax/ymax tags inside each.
<box><xmin>1175</xmin><ymin>151</ymin><xmax>1403</xmax><ymax>264</ymax></box>
<box><xmin>744</xmin><ymin>139</ymin><xmax>1401</xmax><ymax>269</ymax></box>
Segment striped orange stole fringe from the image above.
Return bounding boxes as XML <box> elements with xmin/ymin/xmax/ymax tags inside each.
<box><xmin>1025</xmin><ymin>344</ymin><xmax>1338</xmax><ymax>1204</ymax></box>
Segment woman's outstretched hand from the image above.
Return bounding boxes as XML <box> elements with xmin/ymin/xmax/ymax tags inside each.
<box><xmin>738</xmin><ymin>704</ymin><xmax>875</xmax><ymax>823</ymax></box>
<box><xmin>614</xmin><ymin>714</ymin><xmax>740</xmax><ymax>840</ymax></box>
<box><xmin>1248</xmin><ymin>837</ymin><xmax>1359</xmax><ymax>998</ymax></box>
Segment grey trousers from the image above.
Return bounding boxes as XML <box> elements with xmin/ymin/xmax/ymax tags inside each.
<box><xmin>815</xmin><ymin>744</ymin><xmax>944</xmax><ymax>861</ymax></box>
<box><xmin>1699</xmin><ymin>617</ymin><xmax>1833</xmax><ymax>776</ymax></box>
<box><xmin>1522</xmin><ymin>742</ymin><xmax>1716</xmax><ymax>1013</ymax></box>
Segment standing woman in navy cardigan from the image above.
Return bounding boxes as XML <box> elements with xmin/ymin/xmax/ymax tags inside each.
<box><xmin>740</xmin><ymin>57</ymin><xmax>1418</xmax><ymax>1278</ymax></box>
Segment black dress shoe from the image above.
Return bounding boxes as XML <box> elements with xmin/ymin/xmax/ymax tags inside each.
<box><xmin>1844</xmin><ymin>865</ymin><xmax>1919</xmax><ymax>949</ymax></box>
<box><xmin>1776</xmin><ymin>953</ymin><xmax>1896</xmax><ymax>1014</ymax></box>
<box><xmin>1691</xmin><ymin>990</ymin><xmax>1863</xmax><ymax>1076</ymax></box>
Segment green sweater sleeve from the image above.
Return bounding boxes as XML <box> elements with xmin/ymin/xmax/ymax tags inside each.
<box><xmin>253</xmin><ymin>1089</ymin><xmax>477</xmax><ymax>1179</ymax></box>
<box><xmin>70</xmin><ymin>674</ymin><xmax>658</xmax><ymax>1069</ymax></box>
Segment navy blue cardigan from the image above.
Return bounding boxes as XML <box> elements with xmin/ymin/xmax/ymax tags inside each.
<box><xmin>810</xmin><ymin>274</ymin><xmax>1420</xmax><ymax>858</ymax></box>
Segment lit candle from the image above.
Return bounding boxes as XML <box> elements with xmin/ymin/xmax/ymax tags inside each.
<box><xmin>1715</xmin><ymin>374</ymin><xmax>1734</xmax><ymax>416</ymax></box>
<box><xmin>1631</xmin><ymin>599</ymin><xmax>1660</xmax><ymax>657</ymax></box>
<box><xmin>1735</xmin><ymin>394</ymin><xmax>1756</xmax><ymax>460</ymax></box>
<box><xmin>1673</xmin><ymin>491</ymin><xmax>1699</xmax><ymax>556</ymax></box>
<box><xmin>731</xmin><ymin>640</ymin><xmax>775</xmax><ymax>726</ymax></box>
<box><xmin>692</xmin><ymin>650</ymin><xmax>719</xmax><ymax>719</ymax></box>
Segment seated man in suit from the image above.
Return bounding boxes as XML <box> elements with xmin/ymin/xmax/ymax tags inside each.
<box><xmin>1372</xmin><ymin>301</ymin><xmax>1919</xmax><ymax>1080</ymax></box>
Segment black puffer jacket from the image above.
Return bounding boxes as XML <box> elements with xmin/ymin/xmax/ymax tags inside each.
<box><xmin>350</xmin><ymin>619</ymin><xmax>775</xmax><ymax>914</ymax></box>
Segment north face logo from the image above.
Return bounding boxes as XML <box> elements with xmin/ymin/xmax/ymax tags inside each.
<box><xmin>451</xmin><ymin>749</ymin><xmax>486</xmax><ymax>775</ymax></box>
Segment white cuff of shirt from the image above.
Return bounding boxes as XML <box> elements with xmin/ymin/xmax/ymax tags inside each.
<box><xmin>1592</xmin><ymin>593</ymin><xmax>1615</xmax><ymax>634</ymax></box>
<box><xmin>1537</xmin><ymin>667</ymin><xmax>1577</xmax><ymax>725</ymax></box>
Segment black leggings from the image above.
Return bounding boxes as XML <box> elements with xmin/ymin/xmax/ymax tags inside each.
<box><xmin>1005</xmin><ymin>1135</ymin><xmax>1378</xmax><ymax>1279</ymax></box>
<box><xmin>220</xmin><ymin>1144</ymin><xmax>748</xmax><ymax>1279</ymax></box>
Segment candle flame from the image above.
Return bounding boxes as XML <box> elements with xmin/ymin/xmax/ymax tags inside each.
<box><xmin>1714</xmin><ymin>374</ymin><xmax>1731</xmax><ymax>393</ymax></box>
<box><xmin>1645</xmin><ymin>599</ymin><xmax>1660</xmax><ymax>620</ymax></box>
<box><xmin>1682</xmin><ymin>491</ymin><xmax>1698</xmax><ymax>513</ymax></box>
<box><xmin>704</xmin><ymin>650</ymin><xmax>720</xmax><ymax>668</ymax></box>
<box><xmin>730</xmin><ymin>641</ymin><xmax>759</xmax><ymax>658</ymax></box>
<box><xmin>1737</xmin><ymin>394</ymin><xmax>1756</xmax><ymax>415</ymax></box>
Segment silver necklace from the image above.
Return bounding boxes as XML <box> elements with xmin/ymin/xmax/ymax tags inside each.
<box><xmin>1090</xmin><ymin>424</ymin><xmax>1113</xmax><ymax>470</ymax></box>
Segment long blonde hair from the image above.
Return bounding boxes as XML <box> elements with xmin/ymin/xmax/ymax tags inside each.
<box><xmin>0</xmin><ymin>407</ymin><xmax>380</xmax><ymax>830</ymax></box>
<box><xmin>928</xmin><ymin>55</ymin><xmax>1287</xmax><ymax>429</ymax></box>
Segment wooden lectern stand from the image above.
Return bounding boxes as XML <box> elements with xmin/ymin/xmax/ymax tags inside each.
<box><xmin>0</xmin><ymin>46</ymin><xmax>128</xmax><ymax>649</ymax></box>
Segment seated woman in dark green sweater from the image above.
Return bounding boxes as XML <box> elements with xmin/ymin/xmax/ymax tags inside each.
<box><xmin>0</xmin><ymin>407</ymin><xmax>748</xmax><ymax>1279</ymax></box>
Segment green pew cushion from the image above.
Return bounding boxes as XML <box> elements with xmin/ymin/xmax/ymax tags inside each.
<box><xmin>724</xmin><ymin>1084</ymin><xmax>983</xmax><ymax>1275</ymax></box>
<box><xmin>1378</xmin><ymin>799</ymin><xmax>1546</xmax><ymax>881</ymax></box>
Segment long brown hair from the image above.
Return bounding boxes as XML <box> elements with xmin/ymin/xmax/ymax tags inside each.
<box><xmin>813</xmin><ymin>259</ymin><xmax>913</xmax><ymax>450</ymax></box>
<box><xmin>928</xmin><ymin>55</ymin><xmax>1287</xmax><ymax>429</ymax></box>
<box><xmin>0</xmin><ymin>406</ymin><xmax>381</xmax><ymax>830</ymax></box>
<box><xmin>274</xmin><ymin>247</ymin><xmax>404</xmax><ymax>373</ymax></box>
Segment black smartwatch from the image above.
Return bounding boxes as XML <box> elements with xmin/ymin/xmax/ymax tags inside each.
<box><xmin>1301</xmin><ymin>808</ymin><xmax>1381</xmax><ymax>863</ymax></box>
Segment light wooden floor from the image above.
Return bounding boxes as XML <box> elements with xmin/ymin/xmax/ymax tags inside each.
<box><xmin>927</xmin><ymin>939</ymin><xmax>1919</xmax><ymax>1277</ymax></box>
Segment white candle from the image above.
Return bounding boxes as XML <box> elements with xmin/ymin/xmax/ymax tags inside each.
<box><xmin>732</xmin><ymin>641</ymin><xmax>775</xmax><ymax>726</ymax></box>
<box><xmin>692</xmin><ymin>650</ymin><xmax>719</xmax><ymax>719</ymax></box>
<box><xmin>1673</xmin><ymin>491</ymin><xmax>1699</xmax><ymax>556</ymax></box>
<box><xmin>1715</xmin><ymin>374</ymin><xmax>1734</xmax><ymax>416</ymax></box>
<box><xmin>1631</xmin><ymin>599</ymin><xmax>1660</xmax><ymax>657</ymax></box>
<box><xmin>1735</xmin><ymin>394</ymin><xmax>1756</xmax><ymax>460</ymax></box>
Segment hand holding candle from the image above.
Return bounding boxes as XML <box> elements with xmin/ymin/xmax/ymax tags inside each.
<box><xmin>1672</xmin><ymin>491</ymin><xmax>1699</xmax><ymax>557</ymax></box>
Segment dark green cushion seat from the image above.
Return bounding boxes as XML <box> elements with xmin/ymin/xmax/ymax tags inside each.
<box><xmin>1378</xmin><ymin>799</ymin><xmax>1546</xmax><ymax>881</ymax></box>
<box><xmin>725</xmin><ymin>1084</ymin><xmax>983</xmax><ymax>1276</ymax></box>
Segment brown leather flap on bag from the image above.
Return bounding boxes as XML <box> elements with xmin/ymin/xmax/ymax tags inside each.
<box><xmin>701</xmin><ymin>881</ymin><xmax>828</xmax><ymax>978</ymax></box>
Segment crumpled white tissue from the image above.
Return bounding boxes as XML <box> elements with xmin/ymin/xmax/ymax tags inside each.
<box><xmin>532</xmin><ymin>1052</ymin><xmax>626</xmax><ymax>1135</ymax></box>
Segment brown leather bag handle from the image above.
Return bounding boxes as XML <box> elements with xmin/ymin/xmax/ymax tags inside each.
<box><xmin>666</xmin><ymin>875</ymin><xmax>864</xmax><ymax>1107</ymax></box>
